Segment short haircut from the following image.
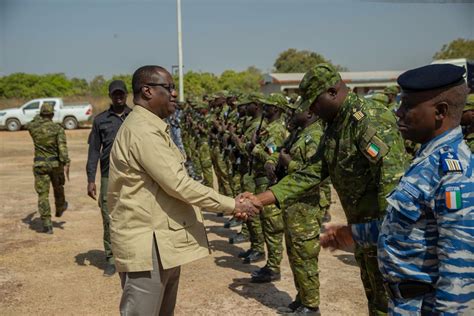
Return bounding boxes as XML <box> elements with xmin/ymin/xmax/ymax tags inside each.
<box><xmin>432</xmin><ymin>83</ymin><xmax>469</xmax><ymax>121</ymax></box>
<box><xmin>132</xmin><ymin>65</ymin><xmax>168</xmax><ymax>96</ymax></box>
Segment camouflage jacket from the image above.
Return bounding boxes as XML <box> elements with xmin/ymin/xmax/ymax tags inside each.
<box><xmin>27</xmin><ymin>115</ymin><xmax>70</xmax><ymax>167</ymax></box>
<box><xmin>270</xmin><ymin>92</ymin><xmax>408</xmax><ymax>224</ymax></box>
<box><xmin>252</xmin><ymin>117</ymin><xmax>288</xmax><ymax>177</ymax></box>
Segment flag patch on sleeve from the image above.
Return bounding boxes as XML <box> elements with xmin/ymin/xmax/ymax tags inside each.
<box><xmin>445</xmin><ymin>187</ymin><xmax>462</xmax><ymax>210</ymax></box>
<box><xmin>366</xmin><ymin>143</ymin><xmax>380</xmax><ymax>158</ymax></box>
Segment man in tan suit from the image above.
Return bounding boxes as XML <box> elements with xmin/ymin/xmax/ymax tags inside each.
<box><xmin>108</xmin><ymin>65</ymin><xmax>260</xmax><ymax>316</ymax></box>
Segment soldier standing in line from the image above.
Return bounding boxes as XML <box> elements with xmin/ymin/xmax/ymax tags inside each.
<box><xmin>371</xmin><ymin>93</ymin><xmax>390</xmax><ymax>108</ymax></box>
<box><xmin>248</xmin><ymin>93</ymin><xmax>289</xmax><ymax>282</ymax></box>
<box><xmin>86</xmin><ymin>80</ymin><xmax>131</xmax><ymax>276</ymax></box>
<box><xmin>27</xmin><ymin>102</ymin><xmax>70</xmax><ymax>234</ymax></box>
<box><xmin>251</xmin><ymin>64</ymin><xmax>409</xmax><ymax>315</ymax></box>
<box><xmin>325</xmin><ymin>63</ymin><xmax>474</xmax><ymax>315</ymax></box>
<box><xmin>461</xmin><ymin>93</ymin><xmax>473</xmax><ymax>151</ymax></box>
<box><xmin>194</xmin><ymin>101</ymin><xmax>215</xmax><ymax>188</ymax></box>
<box><xmin>383</xmin><ymin>85</ymin><xmax>399</xmax><ymax>112</ymax></box>
<box><xmin>265</xmin><ymin>102</ymin><xmax>330</xmax><ymax>314</ymax></box>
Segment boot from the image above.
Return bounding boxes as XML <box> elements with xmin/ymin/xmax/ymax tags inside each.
<box><xmin>242</xmin><ymin>250</ymin><xmax>265</xmax><ymax>264</ymax></box>
<box><xmin>282</xmin><ymin>305</ymin><xmax>321</xmax><ymax>316</ymax></box>
<box><xmin>224</xmin><ymin>217</ymin><xmax>242</xmax><ymax>228</ymax></box>
<box><xmin>250</xmin><ymin>266</ymin><xmax>281</xmax><ymax>283</ymax></box>
<box><xmin>56</xmin><ymin>201</ymin><xmax>68</xmax><ymax>217</ymax></box>
<box><xmin>229</xmin><ymin>232</ymin><xmax>249</xmax><ymax>244</ymax></box>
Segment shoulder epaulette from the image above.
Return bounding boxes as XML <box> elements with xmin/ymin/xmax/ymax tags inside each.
<box><xmin>351</xmin><ymin>99</ymin><xmax>367</xmax><ymax>122</ymax></box>
<box><xmin>440</xmin><ymin>146</ymin><xmax>463</xmax><ymax>173</ymax></box>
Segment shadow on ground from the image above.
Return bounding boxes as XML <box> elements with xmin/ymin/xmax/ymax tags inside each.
<box><xmin>21</xmin><ymin>212</ymin><xmax>65</xmax><ymax>233</ymax></box>
<box><xmin>75</xmin><ymin>249</ymin><xmax>107</xmax><ymax>270</ymax></box>
<box><xmin>229</xmin><ymin>277</ymin><xmax>293</xmax><ymax>312</ymax></box>
<box><xmin>334</xmin><ymin>253</ymin><xmax>358</xmax><ymax>267</ymax></box>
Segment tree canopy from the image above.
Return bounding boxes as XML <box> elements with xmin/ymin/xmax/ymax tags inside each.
<box><xmin>433</xmin><ymin>38</ymin><xmax>474</xmax><ymax>60</ymax></box>
<box><xmin>273</xmin><ymin>48</ymin><xmax>347</xmax><ymax>73</ymax></box>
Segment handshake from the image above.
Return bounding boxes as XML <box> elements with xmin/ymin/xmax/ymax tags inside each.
<box><xmin>233</xmin><ymin>192</ymin><xmax>262</xmax><ymax>221</ymax></box>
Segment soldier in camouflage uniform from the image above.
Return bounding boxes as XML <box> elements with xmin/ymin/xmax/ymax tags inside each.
<box><xmin>383</xmin><ymin>85</ymin><xmax>399</xmax><ymax>112</ymax></box>
<box><xmin>371</xmin><ymin>93</ymin><xmax>389</xmax><ymax>108</ymax></box>
<box><xmin>248</xmin><ymin>93</ymin><xmax>289</xmax><ymax>282</ymax></box>
<box><xmin>27</xmin><ymin>102</ymin><xmax>70</xmax><ymax>234</ymax></box>
<box><xmin>194</xmin><ymin>102</ymin><xmax>214</xmax><ymax>187</ymax></box>
<box><xmin>231</xmin><ymin>93</ymin><xmax>266</xmax><ymax>262</ymax></box>
<box><xmin>461</xmin><ymin>93</ymin><xmax>473</xmax><ymax>151</ymax></box>
<box><xmin>253</xmin><ymin>64</ymin><xmax>409</xmax><ymax>316</ymax></box>
<box><xmin>265</xmin><ymin>104</ymin><xmax>331</xmax><ymax>311</ymax></box>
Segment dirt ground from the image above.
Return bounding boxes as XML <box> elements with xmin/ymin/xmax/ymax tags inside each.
<box><xmin>0</xmin><ymin>129</ymin><xmax>368</xmax><ymax>315</ymax></box>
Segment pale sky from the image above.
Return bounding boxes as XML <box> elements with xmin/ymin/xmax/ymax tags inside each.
<box><xmin>1</xmin><ymin>0</ymin><xmax>473</xmax><ymax>79</ymax></box>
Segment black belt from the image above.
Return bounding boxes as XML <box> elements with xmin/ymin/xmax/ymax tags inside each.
<box><xmin>34</xmin><ymin>157</ymin><xmax>58</xmax><ymax>162</ymax></box>
<box><xmin>384</xmin><ymin>281</ymin><xmax>434</xmax><ymax>300</ymax></box>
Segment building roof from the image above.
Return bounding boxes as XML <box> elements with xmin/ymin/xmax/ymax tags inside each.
<box><xmin>263</xmin><ymin>70</ymin><xmax>405</xmax><ymax>85</ymax></box>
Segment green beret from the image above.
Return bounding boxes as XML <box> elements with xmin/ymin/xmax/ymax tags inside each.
<box><xmin>299</xmin><ymin>63</ymin><xmax>342</xmax><ymax>112</ymax></box>
<box><xmin>464</xmin><ymin>93</ymin><xmax>474</xmax><ymax>111</ymax></box>
<box><xmin>40</xmin><ymin>102</ymin><xmax>54</xmax><ymax>115</ymax></box>
<box><xmin>383</xmin><ymin>85</ymin><xmax>399</xmax><ymax>95</ymax></box>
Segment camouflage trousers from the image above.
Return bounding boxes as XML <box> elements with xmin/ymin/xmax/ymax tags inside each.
<box><xmin>198</xmin><ymin>142</ymin><xmax>214</xmax><ymax>187</ymax></box>
<box><xmin>33</xmin><ymin>164</ymin><xmax>66</xmax><ymax>228</ymax></box>
<box><xmin>355</xmin><ymin>245</ymin><xmax>388</xmax><ymax>316</ymax></box>
<box><xmin>241</xmin><ymin>173</ymin><xmax>264</xmax><ymax>252</ymax></box>
<box><xmin>99</xmin><ymin>177</ymin><xmax>114</xmax><ymax>264</ymax></box>
<box><xmin>210</xmin><ymin>146</ymin><xmax>232</xmax><ymax>196</ymax></box>
<box><xmin>284</xmin><ymin>202</ymin><xmax>323</xmax><ymax>308</ymax></box>
<box><xmin>388</xmin><ymin>293</ymin><xmax>435</xmax><ymax>316</ymax></box>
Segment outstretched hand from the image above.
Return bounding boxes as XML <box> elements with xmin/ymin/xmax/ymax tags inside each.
<box><xmin>320</xmin><ymin>224</ymin><xmax>354</xmax><ymax>251</ymax></box>
<box><xmin>233</xmin><ymin>192</ymin><xmax>263</xmax><ymax>221</ymax></box>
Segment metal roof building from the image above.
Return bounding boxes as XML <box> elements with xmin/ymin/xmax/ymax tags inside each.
<box><xmin>261</xmin><ymin>70</ymin><xmax>404</xmax><ymax>95</ymax></box>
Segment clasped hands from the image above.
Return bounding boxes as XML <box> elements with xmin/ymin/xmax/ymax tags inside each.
<box><xmin>320</xmin><ymin>224</ymin><xmax>354</xmax><ymax>251</ymax></box>
<box><xmin>233</xmin><ymin>192</ymin><xmax>263</xmax><ymax>221</ymax></box>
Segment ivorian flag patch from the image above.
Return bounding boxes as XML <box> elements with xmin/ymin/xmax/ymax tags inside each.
<box><xmin>366</xmin><ymin>143</ymin><xmax>380</xmax><ymax>158</ymax></box>
<box><xmin>445</xmin><ymin>187</ymin><xmax>462</xmax><ymax>210</ymax></box>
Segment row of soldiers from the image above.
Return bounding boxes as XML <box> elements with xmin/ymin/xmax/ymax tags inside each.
<box><xmin>177</xmin><ymin>76</ymin><xmax>474</xmax><ymax>315</ymax></box>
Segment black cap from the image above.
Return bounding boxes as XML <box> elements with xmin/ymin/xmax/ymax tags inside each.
<box><xmin>398</xmin><ymin>64</ymin><xmax>465</xmax><ymax>92</ymax></box>
<box><xmin>109</xmin><ymin>80</ymin><xmax>128</xmax><ymax>94</ymax></box>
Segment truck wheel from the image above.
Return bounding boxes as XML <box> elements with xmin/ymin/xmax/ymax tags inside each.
<box><xmin>63</xmin><ymin>117</ymin><xmax>78</xmax><ymax>130</ymax></box>
<box><xmin>6</xmin><ymin>118</ymin><xmax>21</xmax><ymax>131</ymax></box>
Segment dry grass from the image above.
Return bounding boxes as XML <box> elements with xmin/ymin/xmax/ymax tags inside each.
<box><xmin>0</xmin><ymin>95</ymin><xmax>135</xmax><ymax>117</ymax></box>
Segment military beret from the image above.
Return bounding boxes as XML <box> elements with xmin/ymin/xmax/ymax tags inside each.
<box><xmin>383</xmin><ymin>85</ymin><xmax>399</xmax><ymax>95</ymax></box>
<box><xmin>371</xmin><ymin>93</ymin><xmax>389</xmax><ymax>105</ymax></box>
<box><xmin>257</xmin><ymin>93</ymin><xmax>291</xmax><ymax>111</ymax></box>
<box><xmin>397</xmin><ymin>64</ymin><xmax>466</xmax><ymax>92</ymax></box>
<box><xmin>299</xmin><ymin>63</ymin><xmax>342</xmax><ymax>112</ymax></box>
<box><xmin>40</xmin><ymin>102</ymin><xmax>54</xmax><ymax>115</ymax></box>
<box><xmin>464</xmin><ymin>93</ymin><xmax>474</xmax><ymax>111</ymax></box>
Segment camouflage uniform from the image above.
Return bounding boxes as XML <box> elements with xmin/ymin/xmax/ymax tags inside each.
<box><xmin>270</xmin><ymin>64</ymin><xmax>409</xmax><ymax>315</ymax></box>
<box><xmin>252</xmin><ymin>117</ymin><xmax>288</xmax><ymax>272</ymax></box>
<box><xmin>27</xmin><ymin>104</ymin><xmax>70</xmax><ymax>229</ymax></box>
<box><xmin>371</xmin><ymin>93</ymin><xmax>389</xmax><ymax>108</ymax></box>
<box><xmin>383</xmin><ymin>85</ymin><xmax>399</xmax><ymax>113</ymax></box>
<box><xmin>462</xmin><ymin>94</ymin><xmax>473</xmax><ymax>152</ymax></box>
<box><xmin>268</xmin><ymin>119</ymin><xmax>329</xmax><ymax>308</ymax></box>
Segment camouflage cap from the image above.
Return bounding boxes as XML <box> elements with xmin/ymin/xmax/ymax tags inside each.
<box><xmin>237</xmin><ymin>92</ymin><xmax>263</xmax><ymax>106</ymax></box>
<box><xmin>212</xmin><ymin>90</ymin><xmax>229</xmax><ymax>99</ymax></box>
<box><xmin>257</xmin><ymin>93</ymin><xmax>291</xmax><ymax>111</ymax></box>
<box><xmin>464</xmin><ymin>93</ymin><xmax>474</xmax><ymax>111</ymax></box>
<box><xmin>193</xmin><ymin>100</ymin><xmax>208</xmax><ymax>110</ymax></box>
<box><xmin>299</xmin><ymin>63</ymin><xmax>342</xmax><ymax>112</ymax></box>
<box><xmin>371</xmin><ymin>93</ymin><xmax>389</xmax><ymax>105</ymax></box>
<box><xmin>383</xmin><ymin>85</ymin><xmax>399</xmax><ymax>95</ymax></box>
<box><xmin>40</xmin><ymin>102</ymin><xmax>54</xmax><ymax>115</ymax></box>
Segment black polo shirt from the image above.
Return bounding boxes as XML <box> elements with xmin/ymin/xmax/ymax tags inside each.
<box><xmin>86</xmin><ymin>106</ymin><xmax>132</xmax><ymax>183</ymax></box>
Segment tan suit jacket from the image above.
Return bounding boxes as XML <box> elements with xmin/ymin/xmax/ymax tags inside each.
<box><xmin>108</xmin><ymin>105</ymin><xmax>235</xmax><ymax>271</ymax></box>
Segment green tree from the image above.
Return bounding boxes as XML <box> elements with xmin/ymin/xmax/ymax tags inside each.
<box><xmin>89</xmin><ymin>75</ymin><xmax>107</xmax><ymax>96</ymax></box>
<box><xmin>433</xmin><ymin>38</ymin><xmax>474</xmax><ymax>60</ymax></box>
<box><xmin>273</xmin><ymin>48</ymin><xmax>347</xmax><ymax>73</ymax></box>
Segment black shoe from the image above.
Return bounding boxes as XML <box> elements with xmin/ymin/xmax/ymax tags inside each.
<box><xmin>282</xmin><ymin>305</ymin><xmax>321</xmax><ymax>316</ymax></box>
<box><xmin>238</xmin><ymin>249</ymin><xmax>253</xmax><ymax>258</ymax></box>
<box><xmin>216</xmin><ymin>212</ymin><xmax>224</xmax><ymax>217</ymax></box>
<box><xmin>224</xmin><ymin>218</ymin><xmax>242</xmax><ymax>229</ymax></box>
<box><xmin>56</xmin><ymin>201</ymin><xmax>68</xmax><ymax>217</ymax></box>
<box><xmin>277</xmin><ymin>301</ymin><xmax>302</xmax><ymax>314</ymax></box>
<box><xmin>229</xmin><ymin>233</ymin><xmax>249</xmax><ymax>244</ymax></box>
<box><xmin>42</xmin><ymin>226</ymin><xmax>53</xmax><ymax>234</ymax></box>
<box><xmin>251</xmin><ymin>266</ymin><xmax>281</xmax><ymax>283</ymax></box>
<box><xmin>242</xmin><ymin>250</ymin><xmax>265</xmax><ymax>264</ymax></box>
<box><xmin>103</xmin><ymin>263</ymin><xmax>116</xmax><ymax>277</ymax></box>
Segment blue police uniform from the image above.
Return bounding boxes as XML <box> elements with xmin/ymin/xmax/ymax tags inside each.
<box><xmin>352</xmin><ymin>64</ymin><xmax>474</xmax><ymax>315</ymax></box>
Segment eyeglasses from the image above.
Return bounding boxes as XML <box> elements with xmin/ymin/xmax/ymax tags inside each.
<box><xmin>143</xmin><ymin>83</ymin><xmax>176</xmax><ymax>93</ymax></box>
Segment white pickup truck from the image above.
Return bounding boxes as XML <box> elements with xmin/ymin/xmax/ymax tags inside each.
<box><xmin>0</xmin><ymin>97</ymin><xmax>93</xmax><ymax>131</ymax></box>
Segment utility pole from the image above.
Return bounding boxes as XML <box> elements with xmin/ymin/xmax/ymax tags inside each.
<box><xmin>176</xmin><ymin>0</ymin><xmax>184</xmax><ymax>102</ymax></box>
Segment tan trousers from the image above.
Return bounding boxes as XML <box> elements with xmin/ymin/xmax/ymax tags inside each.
<box><xmin>119</xmin><ymin>239</ymin><xmax>181</xmax><ymax>316</ymax></box>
